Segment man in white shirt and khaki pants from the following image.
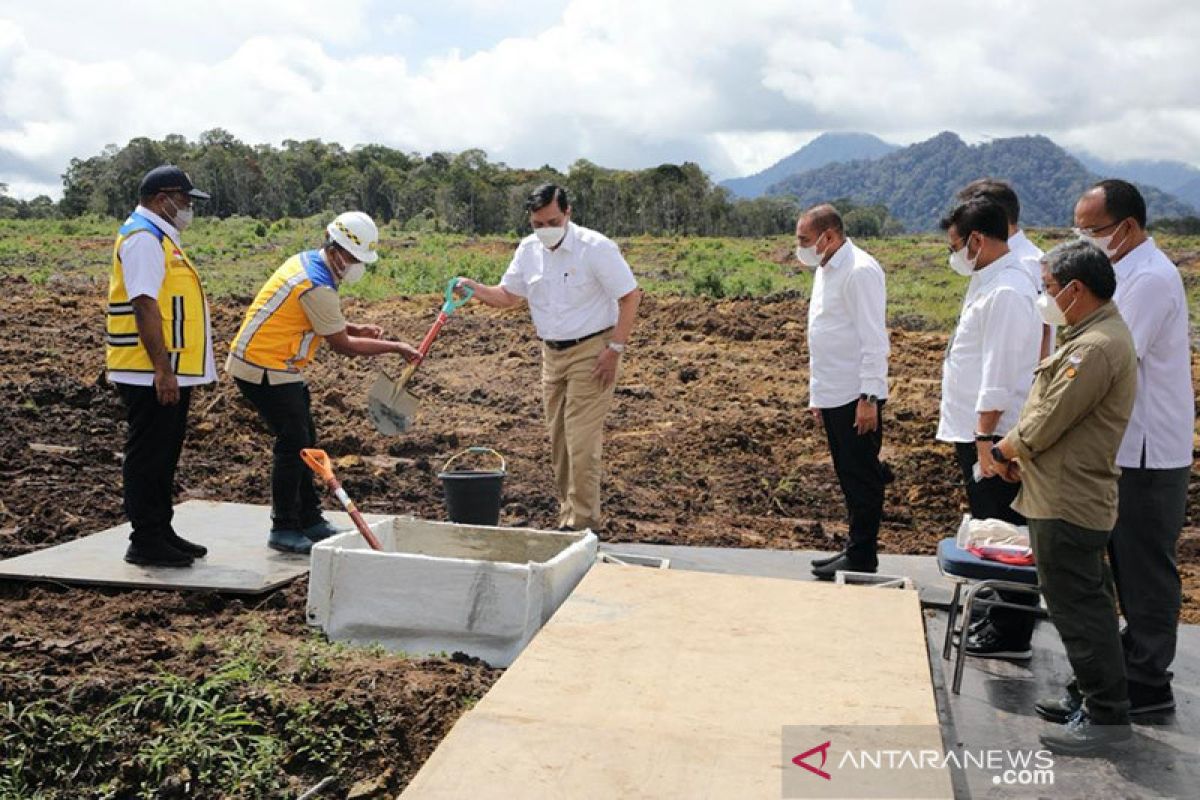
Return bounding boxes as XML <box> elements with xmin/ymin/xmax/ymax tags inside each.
<box><xmin>1073</xmin><ymin>180</ymin><xmax>1194</xmax><ymax>716</ymax></box>
<box><xmin>458</xmin><ymin>184</ymin><xmax>642</xmax><ymax>533</ymax></box>
<box><xmin>798</xmin><ymin>205</ymin><xmax>891</xmax><ymax>579</ymax></box>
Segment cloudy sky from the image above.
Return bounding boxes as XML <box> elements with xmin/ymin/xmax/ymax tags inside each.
<box><xmin>1</xmin><ymin>0</ymin><xmax>1198</xmax><ymax>198</ymax></box>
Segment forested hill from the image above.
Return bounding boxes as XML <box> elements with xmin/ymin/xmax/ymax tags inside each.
<box><xmin>47</xmin><ymin>130</ymin><xmax>797</xmax><ymax>237</ymax></box>
<box><xmin>767</xmin><ymin>132</ymin><xmax>1197</xmax><ymax>230</ymax></box>
<box><xmin>3</xmin><ymin>129</ymin><xmax>1196</xmax><ymax>234</ymax></box>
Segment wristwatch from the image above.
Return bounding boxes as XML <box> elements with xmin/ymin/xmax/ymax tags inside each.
<box><xmin>607</xmin><ymin>342</ymin><xmax>626</xmax><ymax>354</ymax></box>
<box><xmin>990</xmin><ymin>444</ymin><xmax>1009</xmax><ymax>464</ymax></box>
<box><xmin>974</xmin><ymin>432</ymin><xmax>1001</xmax><ymax>442</ymax></box>
<box><xmin>859</xmin><ymin>393</ymin><xmax>878</xmax><ymax>404</ymax></box>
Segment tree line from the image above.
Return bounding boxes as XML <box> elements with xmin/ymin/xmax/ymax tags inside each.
<box><xmin>1</xmin><ymin>130</ymin><xmax>900</xmax><ymax>237</ymax></box>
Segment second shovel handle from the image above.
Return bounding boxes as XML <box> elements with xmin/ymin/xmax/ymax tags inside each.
<box><xmin>300</xmin><ymin>448</ymin><xmax>335</xmax><ymax>482</ymax></box>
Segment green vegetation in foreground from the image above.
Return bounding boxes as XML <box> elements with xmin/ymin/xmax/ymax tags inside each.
<box><xmin>0</xmin><ymin>628</ymin><xmax>478</xmax><ymax>798</ymax></box>
<box><xmin>0</xmin><ymin>217</ymin><xmax>1197</xmax><ymax>331</ymax></box>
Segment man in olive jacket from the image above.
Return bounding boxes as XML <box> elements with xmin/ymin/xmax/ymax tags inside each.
<box><xmin>992</xmin><ymin>240</ymin><xmax>1137</xmax><ymax>756</ymax></box>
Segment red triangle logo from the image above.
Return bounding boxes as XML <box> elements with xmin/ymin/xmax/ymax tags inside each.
<box><xmin>792</xmin><ymin>740</ymin><xmax>832</xmax><ymax>781</ymax></box>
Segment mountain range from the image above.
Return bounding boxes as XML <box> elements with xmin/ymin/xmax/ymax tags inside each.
<box><xmin>722</xmin><ymin>132</ymin><xmax>1199</xmax><ymax>231</ymax></box>
<box><xmin>720</xmin><ymin>132</ymin><xmax>898</xmax><ymax>198</ymax></box>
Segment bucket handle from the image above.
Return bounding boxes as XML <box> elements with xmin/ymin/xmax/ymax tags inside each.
<box><xmin>440</xmin><ymin>446</ymin><xmax>506</xmax><ymax>474</ymax></box>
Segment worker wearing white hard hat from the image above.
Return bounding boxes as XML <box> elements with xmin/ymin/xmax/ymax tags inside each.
<box><xmin>226</xmin><ymin>212</ymin><xmax>418</xmax><ymax>554</ymax></box>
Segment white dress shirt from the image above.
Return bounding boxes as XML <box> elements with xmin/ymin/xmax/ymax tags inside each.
<box><xmin>1008</xmin><ymin>229</ymin><xmax>1044</xmax><ymax>287</ymax></box>
<box><xmin>937</xmin><ymin>252</ymin><xmax>1041</xmax><ymax>443</ymax></box>
<box><xmin>807</xmin><ymin>239</ymin><xmax>889</xmax><ymax>408</ymax></box>
<box><xmin>108</xmin><ymin>205</ymin><xmax>216</xmax><ymax>387</ymax></box>
<box><xmin>1111</xmin><ymin>238</ymin><xmax>1195</xmax><ymax>469</ymax></box>
<box><xmin>500</xmin><ymin>222</ymin><xmax>638</xmax><ymax>341</ymax></box>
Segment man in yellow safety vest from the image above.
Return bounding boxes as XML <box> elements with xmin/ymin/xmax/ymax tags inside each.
<box><xmin>106</xmin><ymin>164</ymin><xmax>214</xmax><ymax>568</ymax></box>
<box><xmin>227</xmin><ymin>212</ymin><xmax>419</xmax><ymax>554</ymax></box>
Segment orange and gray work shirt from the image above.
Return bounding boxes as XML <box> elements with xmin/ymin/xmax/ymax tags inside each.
<box><xmin>225</xmin><ymin>250</ymin><xmax>347</xmax><ymax>385</ymax></box>
<box><xmin>1000</xmin><ymin>301</ymin><xmax>1137</xmax><ymax>531</ymax></box>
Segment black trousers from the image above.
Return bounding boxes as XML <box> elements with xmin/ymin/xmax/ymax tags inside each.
<box><xmin>1110</xmin><ymin>466</ymin><xmax>1189</xmax><ymax>687</ymax></box>
<box><xmin>235</xmin><ymin>377</ymin><xmax>324</xmax><ymax>532</ymax></box>
<box><xmin>954</xmin><ymin>443</ymin><xmax>1038</xmax><ymax>644</ymax></box>
<box><xmin>820</xmin><ymin>399</ymin><xmax>887</xmax><ymax>569</ymax></box>
<box><xmin>117</xmin><ymin>383</ymin><xmax>193</xmax><ymax>545</ymax></box>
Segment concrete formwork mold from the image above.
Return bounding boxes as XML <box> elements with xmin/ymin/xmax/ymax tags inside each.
<box><xmin>306</xmin><ymin>516</ymin><xmax>598</xmax><ymax>666</ymax></box>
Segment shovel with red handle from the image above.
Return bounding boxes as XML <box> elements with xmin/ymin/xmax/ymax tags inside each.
<box><xmin>367</xmin><ymin>276</ymin><xmax>474</xmax><ymax>435</ymax></box>
<box><xmin>300</xmin><ymin>448</ymin><xmax>383</xmax><ymax>551</ymax></box>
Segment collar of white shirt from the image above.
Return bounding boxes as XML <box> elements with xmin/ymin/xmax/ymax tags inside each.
<box><xmin>1112</xmin><ymin>237</ymin><xmax>1157</xmax><ymax>278</ymax></box>
<box><xmin>822</xmin><ymin>239</ymin><xmax>854</xmax><ymax>270</ymax></box>
<box><xmin>970</xmin><ymin>250</ymin><xmax>1020</xmax><ymax>291</ymax></box>
<box><xmin>134</xmin><ymin>204</ymin><xmax>183</xmax><ymax>248</ymax></box>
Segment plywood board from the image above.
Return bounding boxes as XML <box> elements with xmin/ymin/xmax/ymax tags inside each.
<box><xmin>0</xmin><ymin>501</ymin><xmax>386</xmax><ymax>594</ymax></box>
<box><xmin>403</xmin><ymin>564</ymin><xmax>950</xmax><ymax>799</ymax></box>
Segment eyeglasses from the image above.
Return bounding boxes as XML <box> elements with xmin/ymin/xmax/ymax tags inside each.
<box><xmin>1072</xmin><ymin>218</ymin><xmax>1122</xmax><ymax>238</ymax></box>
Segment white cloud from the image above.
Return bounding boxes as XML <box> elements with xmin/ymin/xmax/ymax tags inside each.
<box><xmin>1</xmin><ymin>0</ymin><xmax>1199</xmax><ymax>199</ymax></box>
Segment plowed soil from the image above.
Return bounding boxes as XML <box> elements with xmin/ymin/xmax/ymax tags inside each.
<box><xmin>2</xmin><ymin>274</ymin><xmax>1197</xmax><ymax>795</ymax></box>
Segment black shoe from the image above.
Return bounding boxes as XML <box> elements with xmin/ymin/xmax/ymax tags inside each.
<box><xmin>166</xmin><ymin>531</ymin><xmax>207</xmax><ymax>558</ymax></box>
<box><xmin>953</xmin><ymin>615</ymin><xmax>992</xmax><ymax>645</ymax></box>
<box><xmin>125</xmin><ymin>539</ymin><xmax>194</xmax><ymax>568</ymax></box>
<box><xmin>964</xmin><ymin>626</ymin><xmax>1032</xmax><ymax>661</ymax></box>
<box><xmin>1039</xmin><ymin>711</ymin><xmax>1132</xmax><ymax>756</ymax></box>
<box><xmin>811</xmin><ymin>554</ymin><xmax>876</xmax><ymax>581</ymax></box>
<box><xmin>1036</xmin><ymin>685</ymin><xmax>1083</xmax><ymax>724</ymax></box>
<box><xmin>1128</xmin><ymin>680</ymin><xmax>1175</xmax><ymax>716</ymax></box>
<box><xmin>810</xmin><ymin>550</ymin><xmax>846</xmax><ymax>569</ymax></box>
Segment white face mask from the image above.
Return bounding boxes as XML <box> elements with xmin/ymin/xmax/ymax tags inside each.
<box><xmin>166</xmin><ymin>197</ymin><xmax>194</xmax><ymax>231</ymax></box>
<box><xmin>795</xmin><ymin>233</ymin><xmax>825</xmax><ymax>268</ymax></box>
<box><xmin>341</xmin><ymin>261</ymin><xmax>366</xmax><ymax>285</ymax></box>
<box><xmin>1037</xmin><ymin>281</ymin><xmax>1076</xmax><ymax>326</ymax></box>
<box><xmin>534</xmin><ymin>226</ymin><xmax>566</xmax><ymax>249</ymax></box>
<box><xmin>1074</xmin><ymin>224</ymin><xmax>1124</xmax><ymax>260</ymax></box>
<box><xmin>947</xmin><ymin>235</ymin><xmax>978</xmax><ymax>277</ymax></box>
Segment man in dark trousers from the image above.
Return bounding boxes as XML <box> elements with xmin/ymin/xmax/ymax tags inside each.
<box><xmin>106</xmin><ymin>165</ymin><xmax>213</xmax><ymax>567</ymax></box>
<box><xmin>994</xmin><ymin>240</ymin><xmax>1137</xmax><ymax>755</ymax></box>
<box><xmin>1073</xmin><ymin>179</ymin><xmax>1194</xmax><ymax>716</ymax></box>
<box><xmin>798</xmin><ymin>204</ymin><xmax>891</xmax><ymax>579</ymax></box>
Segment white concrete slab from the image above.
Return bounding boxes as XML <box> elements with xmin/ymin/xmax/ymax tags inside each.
<box><xmin>598</xmin><ymin>543</ymin><xmax>960</xmax><ymax>607</ymax></box>
<box><xmin>0</xmin><ymin>500</ymin><xmax>386</xmax><ymax>594</ymax></box>
<box><xmin>403</xmin><ymin>564</ymin><xmax>951</xmax><ymax>799</ymax></box>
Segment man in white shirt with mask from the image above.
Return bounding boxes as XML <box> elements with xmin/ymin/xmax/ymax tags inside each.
<box><xmin>457</xmin><ymin>184</ymin><xmax>642</xmax><ymax>533</ymax></box>
<box><xmin>799</xmin><ymin>204</ymin><xmax>891</xmax><ymax>580</ymax></box>
<box><xmin>1071</xmin><ymin>179</ymin><xmax>1194</xmax><ymax>716</ymax></box>
<box><xmin>957</xmin><ymin>178</ymin><xmax>1053</xmax><ymax>358</ymax></box>
<box><xmin>938</xmin><ymin>197</ymin><xmax>1042</xmax><ymax>659</ymax></box>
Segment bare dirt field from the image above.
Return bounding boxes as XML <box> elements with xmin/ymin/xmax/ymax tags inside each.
<box><xmin>2</xmin><ymin>276</ymin><xmax>1197</xmax><ymax>794</ymax></box>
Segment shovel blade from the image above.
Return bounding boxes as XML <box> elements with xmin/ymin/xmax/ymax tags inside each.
<box><xmin>368</xmin><ymin>373</ymin><xmax>420</xmax><ymax>434</ymax></box>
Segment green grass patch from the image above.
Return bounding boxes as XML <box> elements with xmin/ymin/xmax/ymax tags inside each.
<box><xmin>2</xmin><ymin>218</ymin><xmax>1197</xmax><ymax>332</ymax></box>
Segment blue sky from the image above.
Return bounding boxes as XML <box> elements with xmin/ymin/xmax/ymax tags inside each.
<box><xmin>1</xmin><ymin>0</ymin><xmax>1198</xmax><ymax>199</ymax></box>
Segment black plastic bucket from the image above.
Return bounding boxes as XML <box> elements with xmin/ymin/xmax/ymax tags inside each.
<box><xmin>438</xmin><ymin>447</ymin><xmax>507</xmax><ymax>526</ymax></box>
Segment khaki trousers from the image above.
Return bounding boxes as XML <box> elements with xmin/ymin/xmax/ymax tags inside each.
<box><xmin>541</xmin><ymin>334</ymin><xmax>616</xmax><ymax>530</ymax></box>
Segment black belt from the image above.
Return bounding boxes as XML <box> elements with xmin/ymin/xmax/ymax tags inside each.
<box><xmin>542</xmin><ymin>327</ymin><xmax>611</xmax><ymax>351</ymax></box>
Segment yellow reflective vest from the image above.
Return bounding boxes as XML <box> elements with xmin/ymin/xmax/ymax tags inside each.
<box><xmin>229</xmin><ymin>251</ymin><xmax>334</xmax><ymax>375</ymax></box>
<box><xmin>106</xmin><ymin>212</ymin><xmax>208</xmax><ymax>376</ymax></box>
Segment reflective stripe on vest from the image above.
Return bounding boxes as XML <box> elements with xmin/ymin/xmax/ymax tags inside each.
<box><xmin>106</xmin><ymin>212</ymin><xmax>208</xmax><ymax>376</ymax></box>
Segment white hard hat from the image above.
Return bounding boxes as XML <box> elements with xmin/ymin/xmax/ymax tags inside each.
<box><xmin>326</xmin><ymin>211</ymin><xmax>380</xmax><ymax>263</ymax></box>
